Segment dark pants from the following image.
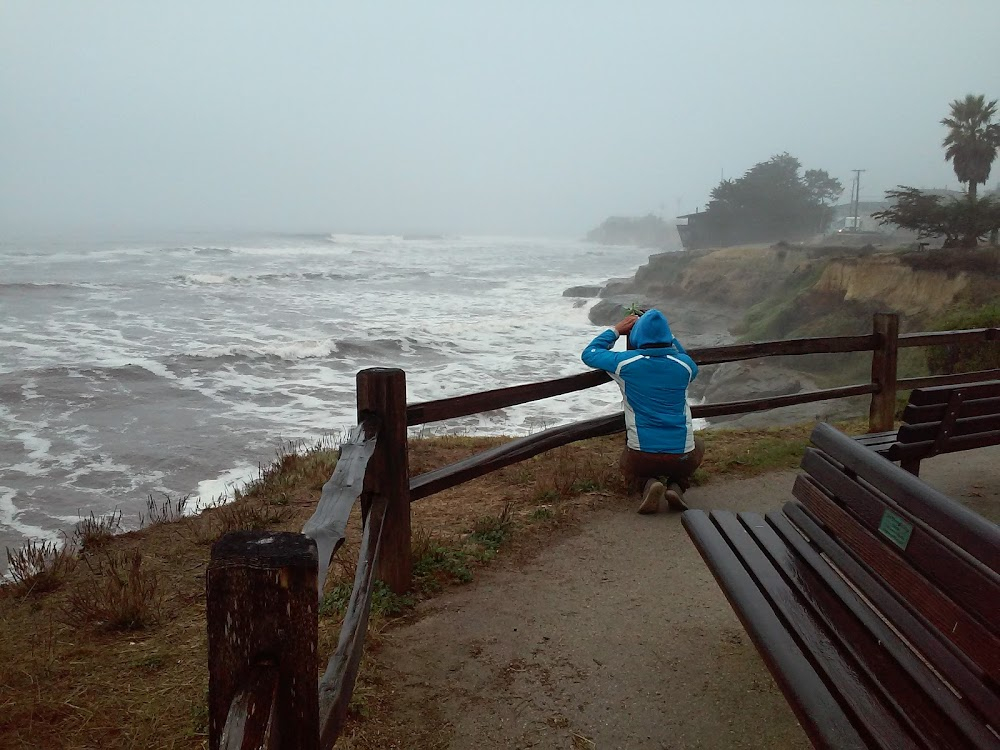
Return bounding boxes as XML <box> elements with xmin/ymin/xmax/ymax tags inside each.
<box><xmin>620</xmin><ymin>436</ymin><xmax>705</xmax><ymax>493</ymax></box>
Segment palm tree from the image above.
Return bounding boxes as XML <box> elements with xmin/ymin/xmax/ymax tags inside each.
<box><xmin>941</xmin><ymin>94</ymin><xmax>1000</xmax><ymax>201</ymax></box>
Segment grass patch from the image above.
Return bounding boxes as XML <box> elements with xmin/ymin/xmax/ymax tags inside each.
<box><xmin>320</xmin><ymin>580</ymin><xmax>416</xmax><ymax>618</ymax></box>
<box><xmin>63</xmin><ymin>549</ymin><xmax>162</xmax><ymax>631</ymax></box>
<box><xmin>141</xmin><ymin>493</ymin><xmax>190</xmax><ymax>527</ymax></box>
<box><xmin>696</xmin><ymin>418</ymin><xmax>869</xmax><ymax>481</ymax></box>
<box><xmin>73</xmin><ymin>508</ymin><xmax>123</xmax><ymax>552</ymax></box>
<box><xmin>3</xmin><ymin>539</ymin><xmax>78</xmax><ymax>596</ymax></box>
<box><xmin>467</xmin><ymin>503</ymin><xmax>514</xmax><ymax>551</ymax></box>
<box><xmin>412</xmin><ymin>535</ymin><xmax>475</xmax><ymax>590</ymax></box>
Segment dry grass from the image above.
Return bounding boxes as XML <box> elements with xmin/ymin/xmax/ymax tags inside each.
<box><xmin>73</xmin><ymin>508</ymin><xmax>123</xmax><ymax>552</ymax></box>
<box><xmin>141</xmin><ymin>493</ymin><xmax>191</xmax><ymax>527</ymax></box>
<box><xmin>0</xmin><ymin>418</ymin><xmax>863</xmax><ymax>749</ymax></box>
<box><xmin>3</xmin><ymin>539</ymin><xmax>78</xmax><ymax>597</ymax></box>
<box><xmin>63</xmin><ymin>548</ymin><xmax>163</xmax><ymax>631</ymax></box>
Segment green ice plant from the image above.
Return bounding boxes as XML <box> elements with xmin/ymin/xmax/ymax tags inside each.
<box><xmin>624</xmin><ymin>302</ymin><xmax>645</xmax><ymax>316</ymax></box>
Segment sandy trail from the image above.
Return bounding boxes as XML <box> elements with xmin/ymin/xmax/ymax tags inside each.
<box><xmin>374</xmin><ymin>447</ymin><xmax>1000</xmax><ymax>749</ymax></box>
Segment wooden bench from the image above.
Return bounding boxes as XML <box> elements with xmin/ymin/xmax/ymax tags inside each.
<box><xmin>682</xmin><ymin>422</ymin><xmax>1000</xmax><ymax>750</ymax></box>
<box><xmin>855</xmin><ymin>379</ymin><xmax>1000</xmax><ymax>476</ymax></box>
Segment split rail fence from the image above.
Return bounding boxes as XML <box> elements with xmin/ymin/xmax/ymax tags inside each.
<box><xmin>204</xmin><ymin>312</ymin><xmax>999</xmax><ymax>749</ymax></box>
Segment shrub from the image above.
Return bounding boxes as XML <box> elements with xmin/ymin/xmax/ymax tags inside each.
<box><xmin>467</xmin><ymin>504</ymin><xmax>514</xmax><ymax>551</ymax></box>
<box><xmin>73</xmin><ymin>509</ymin><xmax>123</xmax><ymax>552</ymax></box>
<box><xmin>141</xmin><ymin>494</ymin><xmax>190</xmax><ymax>527</ymax></box>
<box><xmin>63</xmin><ymin>548</ymin><xmax>162</xmax><ymax>631</ymax></box>
<box><xmin>3</xmin><ymin>539</ymin><xmax>77</xmax><ymax>596</ymax></box>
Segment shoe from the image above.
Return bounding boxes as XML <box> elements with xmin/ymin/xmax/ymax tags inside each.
<box><xmin>638</xmin><ymin>480</ymin><xmax>665</xmax><ymax>514</ymax></box>
<box><xmin>665</xmin><ymin>483</ymin><xmax>688</xmax><ymax>511</ymax></box>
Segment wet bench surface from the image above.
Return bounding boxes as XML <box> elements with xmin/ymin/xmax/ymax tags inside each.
<box><xmin>684</xmin><ymin>422</ymin><xmax>1000</xmax><ymax>750</ymax></box>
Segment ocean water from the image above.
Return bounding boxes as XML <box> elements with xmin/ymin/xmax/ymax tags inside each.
<box><xmin>0</xmin><ymin>232</ymin><xmax>653</xmax><ymax>559</ymax></box>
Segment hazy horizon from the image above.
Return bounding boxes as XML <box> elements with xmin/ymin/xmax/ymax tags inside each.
<box><xmin>3</xmin><ymin>1</ymin><xmax>999</xmax><ymax>239</ymax></box>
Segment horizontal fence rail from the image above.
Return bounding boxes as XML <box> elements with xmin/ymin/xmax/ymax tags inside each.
<box><xmin>898</xmin><ymin>327</ymin><xmax>999</xmax><ymax>348</ymax></box>
<box><xmin>406</xmin><ymin>370</ymin><xmax>609</xmax><ymax>426</ymax></box>
<box><xmin>690</xmin><ymin>383</ymin><xmax>879</xmax><ymax>419</ymax></box>
<box><xmin>410</xmin><ymin>413</ymin><xmax>623</xmax><ymax>501</ymax></box>
<box><xmin>687</xmin><ymin>333</ymin><xmax>876</xmax><ymax>365</ymax></box>
<box><xmin>406</xmin><ymin>333</ymin><xmax>879</xmax><ymax>427</ymax></box>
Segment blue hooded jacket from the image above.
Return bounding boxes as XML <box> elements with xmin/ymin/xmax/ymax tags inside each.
<box><xmin>581</xmin><ymin>309</ymin><xmax>698</xmax><ymax>453</ymax></box>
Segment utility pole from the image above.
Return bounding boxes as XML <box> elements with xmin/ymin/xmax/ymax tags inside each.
<box><xmin>850</xmin><ymin>169</ymin><xmax>866</xmax><ymax>231</ymax></box>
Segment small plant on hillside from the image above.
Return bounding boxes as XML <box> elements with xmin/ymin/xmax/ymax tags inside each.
<box><xmin>529</xmin><ymin>506</ymin><xmax>555</xmax><ymax>521</ymax></box>
<box><xmin>73</xmin><ymin>509</ymin><xmax>123</xmax><ymax>552</ymax></box>
<box><xmin>4</xmin><ymin>539</ymin><xmax>78</xmax><ymax>596</ymax></box>
<box><xmin>64</xmin><ymin>548</ymin><xmax>162</xmax><ymax>631</ymax></box>
<box><xmin>238</xmin><ymin>439</ymin><xmax>340</xmax><ymax>505</ymax></box>
<box><xmin>531</xmin><ymin>446</ymin><xmax>622</xmax><ymax>500</ymax></box>
<box><xmin>411</xmin><ymin>532</ymin><xmax>474</xmax><ymax>591</ymax></box>
<box><xmin>319</xmin><ymin>579</ymin><xmax>414</xmax><ymax>618</ymax></box>
<box><xmin>141</xmin><ymin>493</ymin><xmax>190</xmax><ymax>527</ymax></box>
<box><xmin>467</xmin><ymin>503</ymin><xmax>514</xmax><ymax>553</ymax></box>
<box><xmin>210</xmin><ymin>498</ymin><xmax>289</xmax><ymax>539</ymax></box>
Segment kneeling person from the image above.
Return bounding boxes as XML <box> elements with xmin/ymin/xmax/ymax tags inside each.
<box><xmin>581</xmin><ymin>309</ymin><xmax>704</xmax><ymax>513</ymax></box>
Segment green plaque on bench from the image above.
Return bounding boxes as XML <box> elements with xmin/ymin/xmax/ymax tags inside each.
<box><xmin>878</xmin><ymin>510</ymin><xmax>913</xmax><ymax>550</ymax></box>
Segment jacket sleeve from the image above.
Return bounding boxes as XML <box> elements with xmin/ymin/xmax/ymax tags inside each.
<box><xmin>680</xmin><ymin>352</ymin><xmax>698</xmax><ymax>381</ymax></box>
<box><xmin>581</xmin><ymin>328</ymin><xmax>622</xmax><ymax>373</ymax></box>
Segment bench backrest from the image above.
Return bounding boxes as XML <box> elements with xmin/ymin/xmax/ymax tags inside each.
<box><xmin>792</xmin><ymin>424</ymin><xmax>1000</xmax><ymax>717</ymax></box>
<box><xmin>896</xmin><ymin>380</ymin><xmax>1000</xmax><ymax>457</ymax></box>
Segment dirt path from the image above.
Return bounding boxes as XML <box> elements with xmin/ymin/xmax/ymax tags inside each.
<box><xmin>373</xmin><ymin>447</ymin><xmax>1000</xmax><ymax>749</ymax></box>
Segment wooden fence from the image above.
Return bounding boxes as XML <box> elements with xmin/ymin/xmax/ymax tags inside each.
<box><xmin>204</xmin><ymin>312</ymin><xmax>999</xmax><ymax>748</ymax></box>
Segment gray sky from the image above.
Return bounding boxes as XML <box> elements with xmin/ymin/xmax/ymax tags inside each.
<box><xmin>2</xmin><ymin>1</ymin><xmax>998</xmax><ymax>237</ymax></box>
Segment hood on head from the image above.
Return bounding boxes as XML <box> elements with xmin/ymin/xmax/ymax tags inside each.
<box><xmin>629</xmin><ymin>309</ymin><xmax>674</xmax><ymax>349</ymax></box>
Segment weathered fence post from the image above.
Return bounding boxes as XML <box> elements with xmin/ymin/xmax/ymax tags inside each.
<box><xmin>357</xmin><ymin>367</ymin><xmax>411</xmax><ymax>593</ymax></box>
<box><xmin>869</xmin><ymin>312</ymin><xmax>899</xmax><ymax>432</ymax></box>
<box><xmin>207</xmin><ymin>531</ymin><xmax>319</xmax><ymax>750</ymax></box>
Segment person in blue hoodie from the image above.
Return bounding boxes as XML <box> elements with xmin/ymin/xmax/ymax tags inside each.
<box><xmin>581</xmin><ymin>308</ymin><xmax>704</xmax><ymax>513</ymax></box>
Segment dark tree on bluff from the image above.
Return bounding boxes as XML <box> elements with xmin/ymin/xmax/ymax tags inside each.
<box><xmin>683</xmin><ymin>154</ymin><xmax>842</xmax><ymax>248</ymax></box>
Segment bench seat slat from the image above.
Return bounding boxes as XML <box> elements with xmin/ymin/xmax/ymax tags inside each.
<box><xmin>855</xmin><ymin>430</ymin><xmax>900</xmax><ymax>443</ymax></box>
<box><xmin>908</xmin><ymin>379</ymin><xmax>1000</xmax><ymax>405</ymax></box>
<box><xmin>897</xmin><ymin>414</ymin><xmax>1000</xmax><ymax>444</ymax></box>
<box><xmin>783</xmin><ymin>502</ymin><xmax>1000</xmax><ymax>724</ymax></box>
<box><xmin>853</xmin><ymin>435</ymin><xmax>898</xmax><ymax>452</ymax></box>
<box><xmin>903</xmin><ymin>395</ymin><xmax>1000</xmax><ymax>423</ymax></box>
<box><xmin>801</xmin><ymin>450</ymin><xmax>1000</xmax><ymax>630</ymax></box>
<box><xmin>890</xmin><ymin>430</ymin><xmax>1000</xmax><ymax>462</ymax></box>
<box><xmin>681</xmin><ymin>510</ymin><xmax>869</xmax><ymax>750</ymax></box>
<box><xmin>768</xmin><ymin>508</ymin><xmax>1000</xmax><ymax>739</ymax></box>
<box><xmin>811</xmin><ymin>423</ymin><xmax>1000</xmax><ymax>573</ymax></box>
<box><xmin>794</xmin><ymin>474</ymin><xmax>1000</xmax><ymax>681</ymax></box>
<box><xmin>719</xmin><ymin>511</ymin><xmax>976</xmax><ymax>750</ymax></box>
<box><xmin>742</xmin><ymin>511</ymin><xmax>1000</xmax><ymax>750</ymax></box>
